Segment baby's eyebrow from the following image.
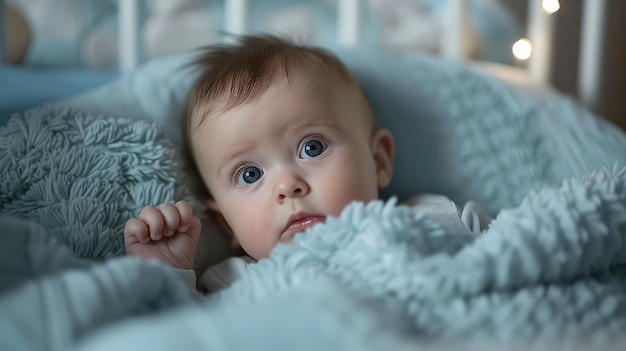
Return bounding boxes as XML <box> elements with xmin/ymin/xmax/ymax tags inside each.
<box><xmin>216</xmin><ymin>144</ymin><xmax>255</xmax><ymax>178</ymax></box>
<box><xmin>286</xmin><ymin>119</ymin><xmax>339</xmax><ymax>135</ymax></box>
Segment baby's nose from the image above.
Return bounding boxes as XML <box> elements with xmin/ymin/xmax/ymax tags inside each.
<box><xmin>276</xmin><ymin>175</ymin><xmax>309</xmax><ymax>202</ymax></box>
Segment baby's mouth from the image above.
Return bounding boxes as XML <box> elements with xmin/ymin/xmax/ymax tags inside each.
<box><xmin>281</xmin><ymin>213</ymin><xmax>326</xmax><ymax>241</ymax></box>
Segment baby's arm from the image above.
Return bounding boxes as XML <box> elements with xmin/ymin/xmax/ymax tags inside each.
<box><xmin>124</xmin><ymin>201</ymin><xmax>201</xmax><ymax>270</ymax></box>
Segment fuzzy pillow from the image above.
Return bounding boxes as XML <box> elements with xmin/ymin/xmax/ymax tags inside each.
<box><xmin>63</xmin><ymin>49</ymin><xmax>626</xmax><ymax>216</ymax></box>
<box><xmin>0</xmin><ymin>105</ymin><xmax>180</xmax><ymax>259</ymax></box>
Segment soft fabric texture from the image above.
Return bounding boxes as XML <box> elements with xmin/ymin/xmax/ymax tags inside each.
<box><xmin>2</xmin><ymin>49</ymin><xmax>626</xmax><ymax>349</ymax></box>
<box><xmin>1</xmin><ymin>166</ymin><xmax>626</xmax><ymax>350</ymax></box>
<box><xmin>0</xmin><ymin>105</ymin><xmax>179</xmax><ymax>259</ymax></box>
<box><xmin>0</xmin><ymin>216</ymin><xmax>196</xmax><ymax>351</ymax></box>
<box><xmin>63</xmin><ymin>52</ymin><xmax>198</xmax><ymax>145</ymax></box>
<box><xmin>216</xmin><ymin>170</ymin><xmax>626</xmax><ymax>342</ymax></box>
<box><xmin>405</xmin><ymin>193</ymin><xmax>492</xmax><ymax>235</ymax></box>
<box><xmin>63</xmin><ymin>49</ymin><xmax>626</xmax><ymax>214</ymax></box>
<box><xmin>194</xmin><ymin>195</ymin><xmax>491</xmax><ymax>294</ymax></box>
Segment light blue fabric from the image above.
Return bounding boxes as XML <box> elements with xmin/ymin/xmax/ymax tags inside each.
<box><xmin>63</xmin><ymin>48</ymin><xmax>626</xmax><ymax>214</ymax></box>
<box><xmin>338</xmin><ymin>49</ymin><xmax>626</xmax><ymax>212</ymax></box>
<box><xmin>2</xmin><ymin>48</ymin><xmax>626</xmax><ymax>350</ymax></box>
<box><xmin>62</xmin><ymin>52</ymin><xmax>197</xmax><ymax>145</ymax></box>
<box><xmin>0</xmin><ymin>216</ymin><xmax>196</xmax><ymax>351</ymax></box>
<box><xmin>1</xmin><ymin>167</ymin><xmax>626</xmax><ymax>350</ymax></box>
<box><xmin>0</xmin><ymin>105</ymin><xmax>180</xmax><ymax>259</ymax></box>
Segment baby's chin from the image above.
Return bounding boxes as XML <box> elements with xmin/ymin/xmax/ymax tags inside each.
<box><xmin>246</xmin><ymin>231</ymin><xmax>315</xmax><ymax>260</ymax></box>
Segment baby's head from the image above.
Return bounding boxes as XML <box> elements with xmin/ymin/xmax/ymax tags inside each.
<box><xmin>182</xmin><ymin>35</ymin><xmax>394</xmax><ymax>259</ymax></box>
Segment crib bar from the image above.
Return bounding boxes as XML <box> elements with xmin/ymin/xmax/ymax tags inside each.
<box><xmin>577</xmin><ymin>0</ymin><xmax>606</xmax><ymax>112</ymax></box>
<box><xmin>441</xmin><ymin>0</ymin><xmax>471</xmax><ymax>59</ymax></box>
<box><xmin>224</xmin><ymin>0</ymin><xmax>248</xmax><ymax>42</ymax></box>
<box><xmin>527</xmin><ymin>0</ymin><xmax>554</xmax><ymax>83</ymax></box>
<box><xmin>0</xmin><ymin>0</ymin><xmax>5</xmax><ymax>63</ymax></box>
<box><xmin>118</xmin><ymin>0</ymin><xmax>142</xmax><ymax>72</ymax></box>
<box><xmin>337</xmin><ymin>0</ymin><xmax>361</xmax><ymax>47</ymax></box>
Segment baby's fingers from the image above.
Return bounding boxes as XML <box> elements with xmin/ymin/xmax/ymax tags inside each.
<box><xmin>174</xmin><ymin>201</ymin><xmax>201</xmax><ymax>243</ymax></box>
<box><xmin>124</xmin><ymin>218</ymin><xmax>151</xmax><ymax>245</ymax></box>
<box><xmin>156</xmin><ymin>202</ymin><xmax>181</xmax><ymax>238</ymax></box>
<box><xmin>138</xmin><ymin>206</ymin><xmax>166</xmax><ymax>241</ymax></box>
<box><xmin>173</xmin><ymin>201</ymin><xmax>195</xmax><ymax>232</ymax></box>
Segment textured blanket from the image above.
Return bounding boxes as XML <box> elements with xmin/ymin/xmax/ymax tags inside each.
<box><xmin>1</xmin><ymin>167</ymin><xmax>626</xmax><ymax>350</ymax></box>
<box><xmin>2</xmin><ymin>53</ymin><xmax>626</xmax><ymax>350</ymax></box>
<box><xmin>0</xmin><ymin>105</ymin><xmax>181</xmax><ymax>259</ymax></box>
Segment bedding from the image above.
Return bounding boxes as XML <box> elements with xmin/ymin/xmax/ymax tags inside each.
<box><xmin>64</xmin><ymin>48</ymin><xmax>626</xmax><ymax>212</ymax></box>
<box><xmin>1</xmin><ymin>171</ymin><xmax>626</xmax><ymax>350</ymax></box>
<box><xmin>0</xmin><ymin>105</ymin><xmax>183</xmax><ymax>259</ymax></box>
<box><xmin>1</xmin><ymin>49</ymin><xmax>626</xmax><ymax>350</ymax></box>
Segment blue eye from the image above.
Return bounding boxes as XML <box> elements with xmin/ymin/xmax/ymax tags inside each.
<box><xmin>300</xmin><ymin>139</ymin><xmax>327</xmax><ymax>159</ymax></box>
<box><xmin>237</xmin><ymin>166</ymin><xmax>263</xmax><ymax>185</ymax></box>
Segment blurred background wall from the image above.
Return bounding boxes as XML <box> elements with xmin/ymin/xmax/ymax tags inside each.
<box><xmin>505</xmin><ymin>0</ymin><xmax>625</xmax><ymax>131</ymax></box>
<box><xmin>3</xmin><ymin>0</ymin><xmax>624</xmax><ymax>130</ymax></box>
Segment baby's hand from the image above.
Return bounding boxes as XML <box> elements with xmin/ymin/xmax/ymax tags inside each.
<box><xmin>124</xmin><ymin>201</ymin><xmax>201</xmax><ymax>270</ymax></box>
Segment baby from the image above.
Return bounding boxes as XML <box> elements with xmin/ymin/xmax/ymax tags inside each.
<box><xmin>124</xmin><ymin>35</ymin><xmax>491</xmax><ymax>292</ymax></box>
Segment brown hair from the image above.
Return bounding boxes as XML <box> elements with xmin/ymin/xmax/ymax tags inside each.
<box><xmin>181</xmin><ymin>34</ymin><xmax>372</xmax><ymax>202</ymax></box>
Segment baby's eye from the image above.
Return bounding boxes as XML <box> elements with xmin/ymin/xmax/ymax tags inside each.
<box><xmin>237</xmin><ymin>166</ymin><xmax>263</xmax><ymax>185</ymax></box>
<box><xmin>300</xmin><ymin>139</ymin><xmax>327</xmax><ymax>159</ymax></box>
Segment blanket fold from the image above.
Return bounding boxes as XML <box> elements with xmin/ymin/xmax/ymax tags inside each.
<box><xmin>3</xmin><ymin>56</ymin><xmax>626</xmax><ymax>350</ymax></box>
<box><xmin>1</xmin><ymin>166</ymin><xmax>626</xmax><ymax>350</ymax></box>
<box><xmin>213</xmin><ymin>165</ymin><xmax>626</xmax><ymax>343</ymax></box>
<box><xmin>0</xmin><ymin>216</ymin><xmax>195</xmax><ymax>351</ymax></box>
<box><xmin>0</xmin><ymin>105</ymin><xmax>181</xmax><ymax>260</ymax></box>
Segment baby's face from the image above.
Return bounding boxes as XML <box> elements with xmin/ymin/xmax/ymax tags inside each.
<box><xmin>191</xmin><ymin>76</ymin><xmax>392</xmax><ymax>259</ymax></box>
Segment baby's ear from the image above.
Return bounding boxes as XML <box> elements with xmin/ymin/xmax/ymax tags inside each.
<box><xmin>370</xmin><ymin>128</ymin><xmax>395</xmax><ymax>189</ymax></box>
<box><xmin>203</xmin><ymin>200</ymin><xmax>241</xmax><ymax>249</ymax></box>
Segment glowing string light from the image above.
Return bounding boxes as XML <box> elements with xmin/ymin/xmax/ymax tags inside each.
<box><xmin>512</xmin><ymin>38</ymin><xmax>532</xmax><ymax>60</ymax></box>
<box><xmin>542</xmin><ymin>0</ymin><xmax>560</xmax><ymax>14</ymax></box>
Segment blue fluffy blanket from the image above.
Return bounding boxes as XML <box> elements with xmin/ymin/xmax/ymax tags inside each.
<box><xmin>2</xmin><ymin>53</ymin><xmax>626</xmax><ymax>350</ymax></box>
<box><xmin>1</xmin><ymin>168</ymin><xmax>626</xmax><ymax>350</ymax></box>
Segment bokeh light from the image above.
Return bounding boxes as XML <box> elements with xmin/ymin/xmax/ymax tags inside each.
<box><xmin>512</xmin><ymin>38</ymin><xmax>532</xmax><ymax>60</ymax></box>
<box><xmin>542</xmin><ymin>0</ymin><xmax>560</xmax><ymax>14</ymax></box>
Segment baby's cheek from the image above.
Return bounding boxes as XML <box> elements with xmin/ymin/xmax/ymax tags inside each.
<box><xmin>234</xmin><ymin>210</ymin><xmax>277</xmax><ymax>259</ymax></box>
<box><xmin>319</xmin><ymin>170</ymin><xmax>378</xmax><ymax>217</ymax></box>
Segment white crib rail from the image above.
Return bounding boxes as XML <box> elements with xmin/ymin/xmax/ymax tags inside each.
<box><xmin>337</xmin><ymin>0</ymin><xmax>361</xmax><ymax>47</ymax></box>
<box><xmin>527</xmin><ymin>0</ymin><xmax>555</xmax><ymax>84</ymax></box>
<box><xmin>444</xmin><ymin>0</ymin><xmax>554</xmax><ymax>84</ymax></box>
<box><xmin>224</xmin><ymin>0</ymin><xmax>249</xmax><ymax>41</ymax></box>
<box><xmin>441</xmin><ymin>0</ymin><xmax>472</xmax><ymax>60</ymax></box>
<box><xmin>118</xmin><ymin>0</ymin><xmax>141</xmax><ymax>72</ymax></box>
<box><xmin>222</xmin><ymin>0</ymin><xmax>362</xmax><ymax>47</ymax></box>
<box><xmin>578</xmin><ymin>0</ymin><xmax>607</xmax><ymax>112</ymax></box>
<box><xmin>117</xmin><ymin>0</ymin><xmax>364</xmax><ymax>69</ymax></box>
<box><xmin>115</xmin><ymin>0</ymin><xmax>561</xmax><ymax>79</ymax></box>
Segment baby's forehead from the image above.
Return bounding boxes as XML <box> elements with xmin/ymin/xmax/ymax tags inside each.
<box><xmin>197</xmin><ymin>71</ymin><xmax>357</xmax><ymax>121</ymax></box>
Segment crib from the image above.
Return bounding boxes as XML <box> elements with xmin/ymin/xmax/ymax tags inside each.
<box><xmin>112</xmin><ymin>0</ymin><xmax>582</xmax><ymax>88</ymax></box>
<box><xmin>2</xmin><ymin>1</ymin><xmax>626</xmax><ymax>351</ymax></box>
<box><xmin>0</xmin><ymin>0</ymin><xmax>615</xmax><ymax>122</ymax></box>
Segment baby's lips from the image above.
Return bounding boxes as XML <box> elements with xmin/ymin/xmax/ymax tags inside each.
<box><xmin>281</xmin><ymin>215</ymin><xmax>327</xmax><ymax>239</ymax></box>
